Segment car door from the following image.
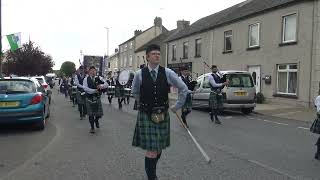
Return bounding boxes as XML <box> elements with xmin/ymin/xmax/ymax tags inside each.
<box><xmin>200</xmin><ymin>75</ymin><xmax>212</xmax><ymax>107</ymax></box>
<box><xmin>192</xmin><ymin>77</ymin><xmax>203</xmax><ymax>107</ymax></box>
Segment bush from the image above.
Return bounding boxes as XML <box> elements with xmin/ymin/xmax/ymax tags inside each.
<box><xmin>256</xmin><ymin>92</ymin><xmax>265</xmax><ymax>104</ymax></box>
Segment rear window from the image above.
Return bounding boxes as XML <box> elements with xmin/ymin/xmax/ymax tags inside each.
<box><xmin>36</xmin><ymin>78</ymin><xmax>44</xmax><ymax>84</ymax></box>
<box><xmin>0</xmin><ymin>80</ymin><xmax>36</xmax><ymax>94</ymax></box>
<box><xmin>226</xmin><ymin>74</ymin><xmax>254</xmax><ymax>88</ymax></box>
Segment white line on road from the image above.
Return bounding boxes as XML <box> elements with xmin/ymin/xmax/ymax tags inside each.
<box><xmin>263</xmin><ymin>120</ymin><xmax>289</xmax><ymax>126</ymax></box>
<box><xmin>248</xmin><ymin>159</ymin><xmax>296</xmax><ymax>180</ymax></box>
<box><xmin>297</xmin><ymin>127</ymin><xmax>309</xmax><ymax>130</ymax></box>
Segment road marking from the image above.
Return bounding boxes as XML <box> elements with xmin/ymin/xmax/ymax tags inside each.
<box><xmin>297</xmin><ymin>127</ymin><xmax>309</xmax><ymax>130</ymax></box>
<box><xmin>248</xmin><ymin>159</ymin><xmax>296</xmax><ymax>179</ymax></box>
<box><xmin>273</xmin><ymin>111</ymin><xmax>302</xmax><ymax>116</ymax></box>
<box><xmin>263</xmin><ymin>119</ymin><xmax>289</xmax><ymax>126</ymax></box>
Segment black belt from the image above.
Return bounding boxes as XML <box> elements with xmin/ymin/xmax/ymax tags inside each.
<box><xmin>139</xmin><ymin>104</ymin><xmax>169</xmax><ymax>114</ymax></box>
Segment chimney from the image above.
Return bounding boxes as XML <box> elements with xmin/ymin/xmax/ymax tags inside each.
<box><xmin>177</xmin><ymin>20</ymin><xmax>190</xmax><ymax>30</ymax></box>
<box><xmin>134</xmin><ymin>30</ymin><xmax>142</xmax><ymax>36</ymax></box>
<box><xmin>115</xmin><ymin>48</ymin><xmax>118</xmax><ymax>53</ymax></box>
<box><xmin>154</xmin><ymin>17</ymin><xmax>162</xmax><ymax>27</ymax></box>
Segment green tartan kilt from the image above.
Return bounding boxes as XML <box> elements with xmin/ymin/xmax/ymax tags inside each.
<box><xmin>132</xmin><ymin>111</ymin><xmax>170</xmax><ymax>151</ymax></box>
<box><xmin>182</xmin><ymin>93</ymin><xmax>192</xmax><ymax>112</ymax></box>
<box><xmin>115</xmin><ymin>87</ymin><xmax>125</xmax><ymax>98</ymax></box>
<box><xmin>209</xmin><ymin>91</ymin><xmax>223</xmax><ymax>110</ymax></box>
<box><xmin>86</xmin><ymin>97</ymin><xmax>103</xmax><ymax>117</ymax></box>
<box><xmin>76</xmin><ymin>91</ymin><xmax>86</xmax><ymax>105</ymax></box>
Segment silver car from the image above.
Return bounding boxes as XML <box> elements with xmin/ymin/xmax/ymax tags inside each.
<box><xmin>192</xmin><ymin>71</ymin><xmax>256</xmax><ymax>114</ymax></box>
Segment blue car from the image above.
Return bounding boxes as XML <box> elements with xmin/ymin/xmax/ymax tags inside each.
<box><xmin>0</xmin><ymin>77</ymin><xmax>50</xmax><ymax>130</ymax></box>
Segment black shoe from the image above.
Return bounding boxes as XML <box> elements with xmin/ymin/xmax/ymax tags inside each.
<box><xmin>209</xmin><ymin>112</ymin><xmax>214</xmax><ymax>122</ymax></box>
<box><xmin>89</xmin><ymin>128</ymin><xmax>95</xmax><ymax>134</ymax></box>
<box><xmin>96</xmin><ymin>122</ymin><xmax>100</xmax><ymax>128</ymax></box>
<box><xmin>119</xmin><ymin>103</ymin><xmax>122</xmax><ymax>109</ymax></box>
<box><xmin>215</xmin><ymin>117</ymin><xmax>222</xmax><ymax>124</ymax></box>
<box><xmin>80</xmin><ymin>116</ymin><xmax>83</xmax><ymax>120</ymax></box>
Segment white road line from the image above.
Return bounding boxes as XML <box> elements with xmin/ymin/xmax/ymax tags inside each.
<box><xmin>263</xmin><ymin>120</ymin><xmax>289</xmax><ymax>126</ymax></box>
<box><xmin>273</xmin><ymin>111</ymin><xmax>302</xmax><ymax>116</ymax></box>
<box><xmin>248</xmin><ymin>159</ymin><xmax>296</xmax><ymax>179</ymax></box>
<box><xmin>297</xmin><ymin>127</ymin><xmax>309</xmax><ymax>130</ymax></box>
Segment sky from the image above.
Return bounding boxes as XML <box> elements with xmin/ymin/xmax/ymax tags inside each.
<box><xmin>2</xmin><ymin>0</ymin><xmax>245</xmax><ymax>70</ymax></box>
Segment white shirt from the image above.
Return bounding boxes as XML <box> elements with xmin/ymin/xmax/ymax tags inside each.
<box><xmin>83</xmin><ymin>76</ymin><xmax>109</xmax><ymax>94</ymax></box>
<box><xmin>208</xmin><ymin>72</ymin><xmax>224</xmax><ymax>88</ymax></box>
<box><xmin>315</xmin><ymin>95</ymin><xmax>320</xmax><ymax>112</ymax></box>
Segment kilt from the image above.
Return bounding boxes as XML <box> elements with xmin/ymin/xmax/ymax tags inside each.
<box><xmin>310</xmin><ymin>114</ymin><xmax>320</xmax><ymax>134</ymax></box>
<box><xmin>132</xmin><ymin>111</ymin><xmax>170</xmax><ymax>151</ymax></box>
<box><xmin>76</xmin><ymin>91</ymin><xmax>86</xmax><ymax>105</ymax></box>
<box><xmin>182</xmin><ymin>93</ymin><xmax>192</xmax><ymax>112</ymax></box>
<box><xmin>86</xmin><ymin>97</ymin><xmax>103</xmax><ymax>117</ymax></box>
<box><xmin>209</xmin><ymin>91</ymin><xmax>223</xmax><ymax>110</ymax></box>
<box><xmin>115</xmin><ymin>87</ymin><xmax>125</xmax><ymax>98</ymax></box>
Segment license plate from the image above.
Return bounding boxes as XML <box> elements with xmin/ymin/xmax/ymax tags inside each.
<box><xmin>0</xmin><ymin>101</ymin><xmax>20</xmax><ymax>107</ymax></box>
<box><xmin>234</xmin><ymin>92</ymin><xmax>247</xmax><ymax>96</ymax></box>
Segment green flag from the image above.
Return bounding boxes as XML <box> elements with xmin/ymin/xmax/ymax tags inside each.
<box><xmin>6</xmin><ymin>33</ymin><xmax>21</xmax><ymax>51</ymax></box>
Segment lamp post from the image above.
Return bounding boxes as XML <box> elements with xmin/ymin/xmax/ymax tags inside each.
<box><xmin>104</xmin><ymin>27</ymin><xmax>109</xmax><ymax>56</ymax></box>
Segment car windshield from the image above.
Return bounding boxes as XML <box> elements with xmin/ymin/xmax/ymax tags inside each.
<box><xmin>226</xmin><ymin>74</ymin><xmax>254</xmax><ymax>88</ymax></box>
<box><xmin>0</xmin><ymin>80</ymin><xmax>36</xmax><ymax>94</ymax></box>
<box><xmin>36</xmin><ymin>78</ymin><xmax>44</xmax><ymax>84</ymax></box>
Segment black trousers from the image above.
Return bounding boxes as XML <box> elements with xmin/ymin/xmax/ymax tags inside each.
<box><xmin>78</xmin><ymin>104</ymin><xmax>87</xmax><ymax>117</ymax></box>
<box><xmin>89</xmin><ymin>116</ymin><xmax>100</xmax><ymax>129</ymax></box>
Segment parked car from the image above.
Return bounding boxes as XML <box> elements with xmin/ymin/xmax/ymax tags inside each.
<box><xmin>192</xmin><ymin>71</ymin><xmax>256</xmax><ymax>114</ymax></box>
<box><xmin>33</xmin><ymin>76</ymin><xmax>52</xmax><ymax>104</ymax></box>
<box><xmin>0</xmin><ymin>77</ymin><xmax>50</xmax><ymax>130</ymax></box>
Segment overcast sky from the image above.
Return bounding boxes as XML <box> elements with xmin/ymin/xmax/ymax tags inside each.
<box><xmin>2</xmin><ymin>0</ymin><xmax>244</xmax><ymax>70</ymax></box>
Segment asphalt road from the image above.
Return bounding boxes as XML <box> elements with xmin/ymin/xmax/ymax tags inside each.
<box><xmin>0</xmin><ymin>91</ymin><xmax>319</xmax><ymax>180</ymax></box>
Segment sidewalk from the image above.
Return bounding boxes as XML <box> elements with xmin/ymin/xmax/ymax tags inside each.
<box><xmin>169</xmin><ymin>93</ymin><xmax>316</xmax><ymax>122</ymax></box>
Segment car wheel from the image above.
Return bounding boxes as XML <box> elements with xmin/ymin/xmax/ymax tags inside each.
<box><xmin>35</xmin><ymin>111</ymin><xmax>46</xmax><ymax>130</ymax></box>
<box><xmin>241</xmin><ymin>108</ymin><xmax>253</xmax><ymax>115</ymax></box>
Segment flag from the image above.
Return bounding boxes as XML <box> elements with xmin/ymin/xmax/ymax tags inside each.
<box><xmin>6</xmin><ymin>33</ymin><xmax>21</xmax><ymax>51</ymax></box>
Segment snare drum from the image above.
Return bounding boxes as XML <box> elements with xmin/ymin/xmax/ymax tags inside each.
<box><xmin>107</xmin><ymin>86</ymin><xmax>115</xmax><ymax>95</ymax></box>
<box><xmin>124</xmin><ymin>88</ymin><xmax>131</xmax><ymax>96</ymax></box>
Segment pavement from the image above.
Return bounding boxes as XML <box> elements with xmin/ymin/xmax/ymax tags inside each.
<box><xmin>169</xmin><ymin>93</ymin><xmax>317</xmax><ymax>123</ymax></box>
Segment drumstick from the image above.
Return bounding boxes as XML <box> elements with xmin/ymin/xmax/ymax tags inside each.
<box><xmin>174</xmin><ymin>112</ymin><xmax>212</xmax><ymax>164</ymax></box>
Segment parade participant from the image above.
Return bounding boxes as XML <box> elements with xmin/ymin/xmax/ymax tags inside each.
<box><xmin>311</xmin><ymin>92</ymin><xmax>320</xmax><ymax>160</ymax></box>
<box><xmin>132</xmin><ymin>44</ymin><xmax>188</xmax><ymax>180</ymax></box>
<box><xmin>115</xmin><ymin>71</ymin><xmax>125</xmax><ymax>109</ymax></box>
<box><xmin>74</xmin><ymin>66</ymin><xmax>87</xmax><ymax>119</ymax></box>
<box><xmin>208</xmin><ymin>65</ymin><xmax>229</xmax><ymax>124</ymax></box>
<box><xmin>106</xmin><ymin>72</ymin><xmax>115</xmax><ymax>104</ymax></box>
<box><xmin>179</xmin><ymin>65</ymin><xmax>196</xmax><ymax>128</ymax></box>
<box><xmin>61</xmin><ymin>76</ymin><xmax>69</xmax><ymax>98</ymax></box>
<box><xmin>83</xmin><ymin>66</ymin><xmax>109</xmax><ymax>133</ymax></box>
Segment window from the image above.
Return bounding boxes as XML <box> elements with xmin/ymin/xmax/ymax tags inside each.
<box><xmin>172</xmin><ymin>45</ymin><xmax>176</xmax><ymax>60</ymax></box>
<box><xmin>183</xmin><ymin>42</ymin><xmax>188</xmax><ymax>59</ymax></box>
<box><xmin>249</xmin><ymin>23</ymin><xmax>260</xmax><ymax>47</ymax></box>
<box><xmin>277</xmin><ymin>64</ymin><xmax>298</xmax><ymax>95</ymax></box>
<box><xmin>129</xmin><ymin>55</ymin><xmax>133</xmax><ymax>67</ymax></box>
<box><xmin>195</xmin><ymin>39</ymin><xmax>202</xmax><ymax>57</ymax></box>
<box><xmin>108</xmin><ymin>62</ymin><xmax>110</xmax><ymax>68</ymax></box>
<box><xmin>224</xmin><ymin>30</ymin><xmax>232</xmax><ymax>52</ymax></box>
<box><xmin>130</xmin><ymin>41</ymin><xmax>133</xmax><ymax>49</ymax></box>
<box><xmin>202</xmin><ymin>76</ymin><xmax>211</xmax><ymax>89</ymax></box>
<box><xmin>282</xmin><ymin>14</ymin><xmax>297</xmax><ymax>43</ymax></box>
<box><xmin>124</xmin><ymin>44</ymin><xmax>128</xmax><ymax>51</ymax></box>
<box><xmin>124</xmin><ymin>57</ymin><xmax>127</xmax><ymax>67</ymax></box>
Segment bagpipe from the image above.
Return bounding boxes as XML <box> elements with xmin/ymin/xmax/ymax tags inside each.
<box><xmin>94</xmin><ymin>76</ymin><xmax>107</xmax><ymax>94</ymax></box>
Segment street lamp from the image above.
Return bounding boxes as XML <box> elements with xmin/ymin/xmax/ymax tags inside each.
<box><xmin>104</xmin><ymin>27</ymin><xmax>109</xmax><ymax>56</ymax></box>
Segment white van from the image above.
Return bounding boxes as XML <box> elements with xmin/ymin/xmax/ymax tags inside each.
<box><xmin>192</xmin><ymin>71</ymin><xmax>256</xmax><ymax>114</ymax></box>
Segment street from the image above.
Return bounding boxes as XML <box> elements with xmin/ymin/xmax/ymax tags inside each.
<box><xmin>0</xmin><ymin>90</ymin><xmax>319</xmax><ymax>180</ymax></box>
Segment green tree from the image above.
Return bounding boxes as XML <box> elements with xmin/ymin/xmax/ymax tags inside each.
<box><xmin>4</xmin><ymin>41</ymin><xmax>54</xmax><ymax>76</ymax></box>
<box><xmin>60</xmin><ymin>61</ymin><xmax>76</xmax><ymax>77</ymax></box>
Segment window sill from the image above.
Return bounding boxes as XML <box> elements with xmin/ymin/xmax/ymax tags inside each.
<box><xmin>279</xmin><ymin>41</ymin><xmax>297</xmax><ymax>47</ymax></box>
<box><xmin>247</xmin><ymin>46</ymin><xmax>260</xmax><ymax>51</ymax></box>
<box><xmin>222</xmin><ymin>50</ymin><xmax>233</xmax><ymax>54</ymax></box>
<box><xmin>273</xmin><ymin>93</ymin><xmax>298</xmax><ymax>99</ymax></box>
<box><xmin>194</xmin><ymin>55</ymin><xmax>201</xmax><ymax>58</ymax></box>
<box><xmin>171</xmin><ymin>58</ymin><xmax>177</xmax><ymax>61</ymax></box>
<box><xmin>181</xmin><ymin>57</ymin><xmax>188</xmax><ymax>60</ymax></box>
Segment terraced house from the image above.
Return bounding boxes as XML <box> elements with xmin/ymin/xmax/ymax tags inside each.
<box><xmin>166</xmin><ymin>0</ymin><xmax>320</xmax><ymax>107</ymax></box>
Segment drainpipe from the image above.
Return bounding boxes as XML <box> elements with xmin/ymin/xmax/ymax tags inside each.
<box><xmin>309</xmin><ymin>0</ymin><xmax>316</xmax><ymax>108</ymax></box>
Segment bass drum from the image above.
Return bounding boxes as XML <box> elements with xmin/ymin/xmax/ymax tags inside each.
<box><xmin>118</xmin><ymin>70</ymin><xmax>130</xmax><ymax>85</ymax></box>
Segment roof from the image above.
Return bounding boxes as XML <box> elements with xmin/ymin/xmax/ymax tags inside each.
<box><xmin>166</xmin><ymin>0</ymin><xmax>306</xmax><ymax>42</ymax></box>
<box><xmin>135</xmin><ymin>29</ymin><xmax>180</xmax><ymax>53</ymax></box>
<box><xmin>119</xmin><ymin>25</ymin><xmax>168</xmax><ymax>46</ymax></box>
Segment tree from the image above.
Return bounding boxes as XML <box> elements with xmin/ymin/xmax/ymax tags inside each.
<box><xmin>60</xmin><ymin>61</ymin><xmax>76</xmax><ymax>77</ymax></box>
<box><xmin>4</xmin><ymin>41</ymin><xmax>54</xmax><ymax>76</ymax></box>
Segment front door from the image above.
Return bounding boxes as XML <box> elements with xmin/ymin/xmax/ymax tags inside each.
<box><xmin>248</xmin><ymin>66</ymin><xmax>261</xmax><ymax>93</ymax></box>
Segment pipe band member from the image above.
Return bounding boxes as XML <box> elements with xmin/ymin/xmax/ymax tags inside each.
<box><xmin>131</xmin><ymin>44</ymin><xmax>188</xmax><ymax>180</ymax></box>
<box><xmin>313</xmin><ymin>93</ymin><xmax>320</xmax><ymax>160</ymax></box>
<box><xmin>83</xmin><ymin>66</ymin><xmax>109</xmax><ymax>134</ymax></box>
<box><xmin>74</xmin><ymin>66</ymin><xmax>87</xmax><ymax>120</ymax></box>
<box><xmin>208</xmin><ymin>65</ymin><xmax>229</xmax><ymax>124</ymax></box>
<box><xmin>115</xmin><ymin>71</ymin><xmax>125</xmax><ymax>109</ymax></box>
